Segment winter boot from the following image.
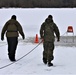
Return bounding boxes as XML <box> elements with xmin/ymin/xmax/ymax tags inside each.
<box><xmin>43</xmin><ymin>58</ymin><xmax>47</xmax><ymax>64</ymax></box>
<box><xmin>10</xmin><ymin>58</ymin><xmax>16</xmax><ymax>62</ymax></box>
<box><xmin>48</xmin><ymin>62</ymin><xmax>53</xmax><ymax>67</ymax></box>
<box><xmin>8</xmin><ymin>54</ymin><xmax>16</xmax><ymax>62</ymax></box>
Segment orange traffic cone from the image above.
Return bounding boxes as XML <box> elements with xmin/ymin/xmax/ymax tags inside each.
<box><xmin>34</xmin><ymin>34</ymin><xmax>39</xmax><ymax>43</ymax></box>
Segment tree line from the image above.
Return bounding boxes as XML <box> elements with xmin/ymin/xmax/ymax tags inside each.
<box><xmin>0</xmin><ymin>0</ymin><xmax>76</xmax><ymax>8</ymax></box>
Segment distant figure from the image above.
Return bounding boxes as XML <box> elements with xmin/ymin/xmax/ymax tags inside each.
<box><xmin>40</xmin><ymin>15</ymin><xmax>60</xmax><ymax>67</ymax></box>
<box><xmin>1</xmin><ymin>15</ymin><xmax>25</xmax><ymax>62</ymax></box>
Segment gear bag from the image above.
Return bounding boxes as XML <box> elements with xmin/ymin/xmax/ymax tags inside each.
<box><xmin>7</xmin><ymin>23</ymin><xmax>18</xmax><ymax>32</ymax></box>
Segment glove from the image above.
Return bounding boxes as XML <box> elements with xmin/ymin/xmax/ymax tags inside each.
<box><xmin>40</xmin><ymin>37</ymin><xmax>44</xmax><ymax>42</ymax></box>
<box><xmin>57</xmin><ymin>36</ymin><xmax>60</xmax><ymax>42</ymax></box>
<box><xmin>1</xmin><ymin>36</ymin><xmax>4</xmax><ymax>41</ymax></box>
<box><xmin>40</xmin><ymin>35</ymin><xmax>44</xmax><ymax>39</ymax></box>
<box><xmin>57</xmin><ymin>38</ymin><xmax>60</xmax><ymax>42</ymax></box>
<box><xmin>42</xmin><ymin>39</ymin><xmax>44</xmax><ymax>42</ymax></box>
<box><xmin>22</xmin><ymin>34</ymin><xmax>25</xmax><ymax>40</ymax></box>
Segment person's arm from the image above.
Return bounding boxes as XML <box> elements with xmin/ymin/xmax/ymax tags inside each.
<box><xmin>1</xmin><ymin>22</ymin><xmax>8</xmax><ymax>41</ymax></box>
<box><xmin>16</xmin><ymin>21</ymin><xmax>25</xmax><ymax>40</ymax></box>
<box><xmin>54</xmin><ymin>23</ymin><xmax>60</xmax><ymax>42</ymax></box>
<box><xmin>40</xmin><ymin>23</ymin><xmax>45</xmax><ymax>39</ymax></box>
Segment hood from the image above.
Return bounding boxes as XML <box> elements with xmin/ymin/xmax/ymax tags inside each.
<box><xmin>45</xmin><ymin>18</ymin><xmax>53</xmax><ymax>23</ymax></box>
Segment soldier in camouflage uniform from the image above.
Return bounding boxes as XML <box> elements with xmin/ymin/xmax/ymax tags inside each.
<box><xmin>40</xmin><ymin>15</ymin><xmax>60</xmax><ymax>67</ymax></box>
<box><xmin>1</xmin><ymin>15</ymin><xmax>25</xmax><ymax>62</ymax></box>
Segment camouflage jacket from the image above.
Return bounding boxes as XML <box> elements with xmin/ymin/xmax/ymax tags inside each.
<box><xmin>40</xmin><ymin>18</ymin><xmax>60</xmax><ymax>42</ymax></box>
<box><xmin>1</xmin><ymin>19</ymin><xmax>25</xmax><ymax>37</ymax></box>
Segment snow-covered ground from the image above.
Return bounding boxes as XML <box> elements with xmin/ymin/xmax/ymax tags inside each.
<box><xmin>0</xmin><ymin>8</ymin><xmax>76</xmax><ymax>75</ymax></box>
<box><xmin>0</xmin><ymin>40</ymin><xmax>76</xmax><ymax>75</ymax></box>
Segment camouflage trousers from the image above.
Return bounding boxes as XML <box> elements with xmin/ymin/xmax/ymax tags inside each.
<box><xmin>43</xmin><ymin>41</ymin><xmax>54</xmax><ymax>62</ymax></box>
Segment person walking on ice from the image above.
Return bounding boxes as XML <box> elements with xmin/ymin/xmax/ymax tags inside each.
<box><xmin>1</xmin><ymin>15</ymin><xmax>25</xmax><ymax>62</ymax></box>
<box><xmin>40</xmin><ymin>15</ymin><xmax>60</xmax><ymax>67</ymax></box>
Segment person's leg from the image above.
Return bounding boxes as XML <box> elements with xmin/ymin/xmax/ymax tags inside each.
<box><xmin>10</xmin><ymin>37</ymin><xmax>18</xmax><ymax>61</ymax></box>
<box><xmin>7</xmin><ymin>37</ymin><xmax>12</xmax><ymax>60</ymax></box>
<box><xmin>7</xmin><ymin>37</ymin><xmax>18</xmax><ymax>61</ymax></box>
<box><xmin>43</xmin><ymin>41</ymin><xmax>48</xmax><ymax>64</ymax></box>
<box><xmin>47</xmin><ymin>42</ymin><xmax>54</xmax><ymax>66</ymax></box>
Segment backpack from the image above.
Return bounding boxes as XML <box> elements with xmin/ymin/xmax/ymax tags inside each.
<box><xmin>44</xmin><ymin>23</ymin><xmax>54</xmax><ymax>34</ymax></box>
<box><xmin>7</xmin><ymin>23</ymin><xmax>18</xmax><ymax>32</ymax></box>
